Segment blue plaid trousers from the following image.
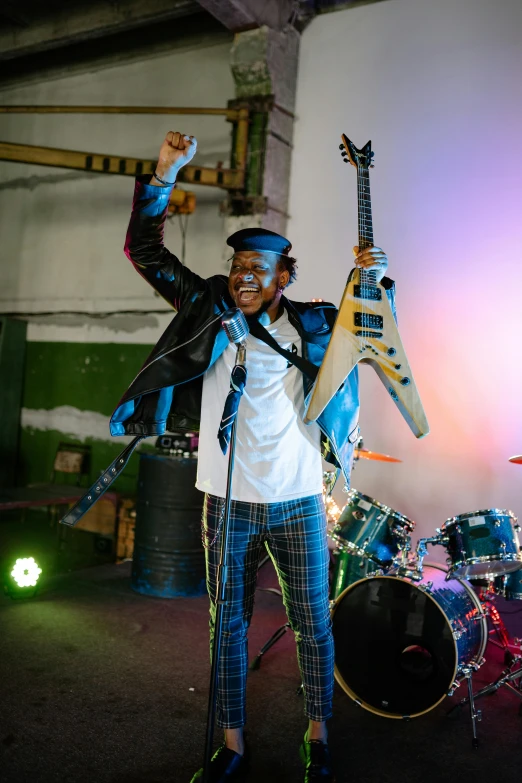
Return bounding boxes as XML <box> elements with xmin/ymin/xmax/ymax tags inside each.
<box><xmin>203</xmin><ymin>492</ymin><xmax>334</xmax><ymax>728</ymax></box>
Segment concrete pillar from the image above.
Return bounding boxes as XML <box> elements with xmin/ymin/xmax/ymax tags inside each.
<box><xmin>224</xmin><ymin>24</ymin><xmax>300</xmax><ymax>243</ymax></box>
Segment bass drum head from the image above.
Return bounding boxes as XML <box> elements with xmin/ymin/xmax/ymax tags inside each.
<box><xmin>332</xmin><ymin>573</ymin><xmax>457</xmax><ymax>718</ymax></box>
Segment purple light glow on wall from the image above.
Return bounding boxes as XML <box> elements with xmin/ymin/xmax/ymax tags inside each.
<box><xmin>289</xmin><ymin>0</ymin><xmax>522</xmax><ymax>537</ymax></box>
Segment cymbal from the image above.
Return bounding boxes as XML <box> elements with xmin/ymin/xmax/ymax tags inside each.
<box><xmin>509</xmin><ymin>455</ymin><xmax>522</xmax><ymax>464</ymax></box>
<box><xmin>354</xmin><ymin>448</ymin><xmax>402</xmax><ymax>463</ymax></box>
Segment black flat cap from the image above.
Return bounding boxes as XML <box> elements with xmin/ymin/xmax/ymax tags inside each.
<box><xmin>226</xmin><ymin>227</ymin><xmax>292</xmax><ymax>255</ymax></box>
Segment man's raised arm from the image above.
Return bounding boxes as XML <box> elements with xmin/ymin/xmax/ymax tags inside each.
<box><xmin>124</xmin><ymin>131</ymin><xmax>206</xmax><ymax>312</ymax></box>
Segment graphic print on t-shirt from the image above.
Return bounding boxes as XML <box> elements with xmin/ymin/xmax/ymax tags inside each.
<box><xmin>286</xmin><ymin>343</ymin><xmax>298</xmax><ymax>369</ymax></box>
<box><xmin>197</xmin><ymin>311</ymin><xmax>323</xmax><ymax>502</ymax></box>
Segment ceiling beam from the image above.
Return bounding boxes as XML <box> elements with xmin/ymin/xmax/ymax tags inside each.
<box><xmin>0</xmin><ymin>0</ymin><xmax>200</xmax><ymax>61</ymax></box>
<box><xmin>0</xmin><ymin>0</ymin><xmax>30</xmax><ymax>27</ymax></box>
<box><xmin>195</xmin><ymin>0</ymin><xmax>296</xmax><ymax>31</ymax></box>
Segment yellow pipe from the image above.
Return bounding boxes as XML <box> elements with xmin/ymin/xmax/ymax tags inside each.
<box><xmin>0</xmin><ymin>141</ymin><xmax>244</xmax><ymax>190</ymax></box>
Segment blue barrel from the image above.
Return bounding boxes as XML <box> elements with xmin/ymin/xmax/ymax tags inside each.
<box><xmin>131</xmin><ymin>453</ymin><xmax>206</xmax><ymax>598</ymax></box>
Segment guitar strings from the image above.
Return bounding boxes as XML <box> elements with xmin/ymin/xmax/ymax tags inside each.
<box><xmin>358</xmin><ymin>159</ymin><xmax>367</xmax><ymax>354</ymax></box>
<box><xmin>357</xmin><ymin>159</ymin><xmax>364</xmax><ymax>354</ymax></box>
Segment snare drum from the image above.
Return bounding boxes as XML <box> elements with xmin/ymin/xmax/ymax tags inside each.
<box><xmin>495</xmin><ymin>570</ymin><xmax>522</xmax><ymax>601</ymax></box>
<box><xmin>442</xmin><ymin>509</ymin><xmax>521</xmax><ymax>578</ymax></box>
<box><xmin>331</xmin><ymin>565</ymin><xmax>487</xmax><ymax>718</ymax></box>
<box><xmin>330</xmin><ymin>489</ymin><xmax>415</xmax><ymax>567</ymax></box>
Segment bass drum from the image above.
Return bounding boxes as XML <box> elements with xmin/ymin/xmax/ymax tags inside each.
<box><xmin>331</xmin><ymin>564</ymin><xmax>487</xmax><ymax>719</ymax></box>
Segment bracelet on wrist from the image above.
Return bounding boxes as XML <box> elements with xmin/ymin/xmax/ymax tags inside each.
<box><xmin>153</xmin><ymin>170</ymin><xmax>176</xmax><ymax>186</ymax></box>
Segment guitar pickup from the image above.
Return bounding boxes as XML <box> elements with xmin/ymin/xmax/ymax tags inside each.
<box><xmin>353</xmin><ymin>284</ymin><xmax>382</xmax><ymax>301</ymax></box>
<box><xmin>355</xmin><ymin>313</ymin><xmax>384</xmax><ymax>329</ymax></box>
<box><xmin>356</xmin><ymin>330</ymin><xmax>383</xmax><ymax>338</ymax></box>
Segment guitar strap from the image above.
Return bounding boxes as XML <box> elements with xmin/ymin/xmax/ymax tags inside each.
<box><xmin>60</xmin><ymin>436</ymin><xmax>144</xmax><ymax>527</ymax></box>
<box><xmin>247</xmin><ymin>317</ymin><xmax>319</xmax><ymax>380</ymax></box>
<box><xmin>60</xmin><ymin>316</ymin><xmax>324</xmax><ymax>528</ymax></box>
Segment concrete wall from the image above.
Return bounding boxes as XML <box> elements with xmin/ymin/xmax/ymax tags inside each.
<box><xmin>288</xmin><ymin>0</ymin><xmax>522</xmax><ymax>554</ymax></box>
<box><xmin>0</xmin><ymin>39</ymin><xmax>234</xmax><ymax>491</ymax></box>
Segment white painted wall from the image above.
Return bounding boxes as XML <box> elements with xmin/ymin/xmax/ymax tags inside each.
<box><xmin>289</xmin><ymin>0</ymin><xmax>522</xmax><ymax>554</ymax></box>
<box><xmin>0</xmin><ymin>40</ymin><xmax>235</xmax><ymax>321</ymax></box>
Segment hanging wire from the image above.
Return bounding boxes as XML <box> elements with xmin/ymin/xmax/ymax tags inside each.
<box><xmin>178</xmin><ymin>212</ymin><xmax>189</xmax><ymax>265</ymax></box>
<box><xmin>167</xmin><ymin>211</ymin><xmax>190</xmax><ymax>265</ymax></box>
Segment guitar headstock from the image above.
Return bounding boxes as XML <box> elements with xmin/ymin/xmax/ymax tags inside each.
<box><xmin>339</xmin><ymin>134</ymin><xmax>375</xmax><ymax>169</ymax></box>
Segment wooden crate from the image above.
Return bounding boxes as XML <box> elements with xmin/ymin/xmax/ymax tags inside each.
<box><xmin>116</xmin><ymin>498</ymin><xmax>136</xmax><ymax>561</ymax></box>
<box><xmin>74</xmin><ymin>496</ymin><xmax>117</xmax><ymax>537</ymax></box>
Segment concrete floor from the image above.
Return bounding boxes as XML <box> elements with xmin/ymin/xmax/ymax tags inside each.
<box><xmin>1</xmin><ymin>559</ymin><xmax>522</xmax><ymax>783</ymax></box>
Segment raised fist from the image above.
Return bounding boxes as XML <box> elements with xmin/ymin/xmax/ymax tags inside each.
<box><xmin>155</xmin><ymin>131</ymin><xmax>197</xmax><ymax>181</ymax></box>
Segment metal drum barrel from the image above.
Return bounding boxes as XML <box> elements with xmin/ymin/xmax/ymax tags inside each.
<box><xmin>131</xmin><ymin>453</ymin><xmax>206</xmax><ymax>598</ymax></box>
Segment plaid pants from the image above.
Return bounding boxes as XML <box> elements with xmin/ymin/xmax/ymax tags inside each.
<box><xmin>203</xmin><ymin>492</ymin><xmax>334</xmax><ymax>728</ymax></box>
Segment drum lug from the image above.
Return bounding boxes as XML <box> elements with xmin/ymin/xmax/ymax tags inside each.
<box><xmin>417</xmin><ymin>581</ymin><xmax>434</xmax><ymax>593</ymax></box>
<box><xmin>461</xmin><ymin>659</ymin><xmax>484</xmax><ymax>675</ymax></box>
<box><xmin>448</xmin><ymin>680</ymin><xmax>461</xmax><ymax>696</ymax></box>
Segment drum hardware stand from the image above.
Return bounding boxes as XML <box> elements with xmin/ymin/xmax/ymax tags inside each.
<box><xmin>202</xmin><ymin>321</ymin><xmax>247</xmax><ymax>783</ymax></box>
<box><xmin>403</xmin><ymin>532</ymin><xmax>449</xmax><ymax>581</ymax></box>
<box><xmin>448</xmin><ymin>646</ymin><xmax>522</xmax><ymax>724</ymax></box>
<box><xmin>395</xmin><ymin>539</ymin><xmax>417</xmax><ymax>579</ymax></box>
<box><xmin>481</xmin><ymin>598</ymin><xmax>511</xmax><ymax>651</ymax></box>
<box><xmin>250</xmin><ymin>622</ymin><xmax>292</xmax><ymax>670</ymax></box>
<box><xmin>447</xmin><ymin>661</ymin><xmax>484</xmax><ymax>749</ymax></box>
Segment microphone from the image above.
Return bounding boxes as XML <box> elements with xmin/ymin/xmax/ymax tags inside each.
<box><xmin>217</xmin><ymin>308</ymin><xmax>249</xmax><ymax>454</ymax></box>
<box><xmin>221</xmin><ymin>307</ymin><xmax>249</xmax><ymax>346</ymax></box>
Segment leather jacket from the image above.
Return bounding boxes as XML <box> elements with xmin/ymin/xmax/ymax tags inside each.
<box><xmin>110</xmin><ymin>177</ymin><xmax>397</xmax><ymax>484</ymax></box>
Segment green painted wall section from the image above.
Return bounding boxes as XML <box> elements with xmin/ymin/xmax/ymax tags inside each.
<box><xmin>18</xmin><ymin>428</ymin><xmax>148</xmax><ymax>496</ymax></box>
<box><xmin>20</xmin><ymin>341</ymin><xmax>154</xmax><ymax>495</ymax></box>
<box><xmin>23</xmin><ymin>341</ymin><xmax>152</xmax><ymax>415</ymax></box>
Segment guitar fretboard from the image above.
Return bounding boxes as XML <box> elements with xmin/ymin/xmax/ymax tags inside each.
<box><xmin>357</xmin><ymin>164</ymin><xmax>376</xmax><ymax>285</ymax></box>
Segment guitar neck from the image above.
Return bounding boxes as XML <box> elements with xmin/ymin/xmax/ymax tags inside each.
<box><xmin>357</xmin><ymin>164</ymin><xmax>376</xmax><ymax>284</ymax></box>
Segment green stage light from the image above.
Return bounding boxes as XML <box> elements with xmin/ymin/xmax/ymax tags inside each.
<box><xmin>10</xmin><ymin>557</ymin><xmax>42</xmax><ymax>588</ymax></box>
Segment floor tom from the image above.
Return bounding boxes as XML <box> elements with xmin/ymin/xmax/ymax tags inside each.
<box><xmin>494</xmin><ymin>570</ymin><xmax>522</xmax><ymax>601</ymax></box>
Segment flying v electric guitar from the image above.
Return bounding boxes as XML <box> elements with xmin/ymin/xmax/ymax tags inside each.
<box><xmin>305</xmin><ymin>134</ymin><xmax>429</xmax><ymax>438</ymax></box>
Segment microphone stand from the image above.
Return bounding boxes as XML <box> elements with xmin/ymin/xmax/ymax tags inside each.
<box><xmin>202</xmin><ymin>340</ymin><xmax>246</xmax><ymax>783</ymax></box>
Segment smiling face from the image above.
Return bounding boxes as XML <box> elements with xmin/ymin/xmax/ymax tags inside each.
<box><xmin>228</xmin><ymin>250</ymin><xmax>290</xmax><ymax>321</ymax></box>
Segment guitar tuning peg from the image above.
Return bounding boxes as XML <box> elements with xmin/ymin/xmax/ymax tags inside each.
<box><xmin>341</xmin><ymin>150</ymin><xmax>347</xmax><ymax>156</ymax></box>
<box><xmin>339</xmin><ymin>144</ymin><xmax>345</xmax><ymax>150</ymax></box>
<box><xmin>370</xmin><ymin>164</ymin><xmax>375</xmax><ymax>168</ymax></box>
<box><xmin>343</xmin><ymin>158</ymin><xmax>350</xmax><ymax>163</ymax></box>
<box><xmin>370</xmin><ymin>152</ymin><xmax>375</xmax><ymax>158</ymax></box>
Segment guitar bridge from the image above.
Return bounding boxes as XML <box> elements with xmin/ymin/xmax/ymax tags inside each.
<box><xmin>354</xmin><ymin>284</ymin><xmax>382</xmax><ymax>301</ymax></box>
<box><xmin>355</xmin><ymin>312</ymin><xmax>384</xmax><ymax>329</ymax></box>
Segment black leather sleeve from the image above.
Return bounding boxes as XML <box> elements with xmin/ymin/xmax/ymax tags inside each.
<box><xmin>124</xmin><ymin>176</ymin><xmax>208</xmax><ymax>311</ymax></box>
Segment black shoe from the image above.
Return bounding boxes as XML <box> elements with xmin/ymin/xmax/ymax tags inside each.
<box><xmin>300</xmin><ymin>735</ymin><xmax>335</xmax><ymax>783</ymax></box>
<box><xmin>190</xmin><ymin>744</ymin><xmax>249</xmax><ymax>783</ymax></box>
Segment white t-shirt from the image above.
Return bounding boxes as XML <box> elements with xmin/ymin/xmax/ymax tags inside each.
<box><xmin>196</xmin><ymin>311</ymin><xmax>323</xmax><ymax>502</ymax></box>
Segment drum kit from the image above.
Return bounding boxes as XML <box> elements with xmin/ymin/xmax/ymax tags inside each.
<box><xmin>325</xmin><ymin>450</ymin><xmax>522</xmax><ymax>748</ymax></box>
